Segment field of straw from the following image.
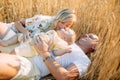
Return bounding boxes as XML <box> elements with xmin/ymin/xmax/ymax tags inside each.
<box><xmin>0</xmin><ymin>0</ymin><xmax>120</xmax><ymax>80</ymax></box>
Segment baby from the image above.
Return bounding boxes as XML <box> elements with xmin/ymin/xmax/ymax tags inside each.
<box><xmin>0</xmin><ymin>28</ymin><xmax>76</xmax><ymax>57</ymax></box>
<box><xmin>14</xmin><ymin>28</ymin><xmax>76</xmax><ymax>57</ymax></box>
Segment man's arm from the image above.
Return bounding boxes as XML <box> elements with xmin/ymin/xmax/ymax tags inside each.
<box><xmin>34</xmin><ymin>36</ymin><xmax>79</xmax><ymax>80</ymax></box>
<box><xmin>42</xmin><ymin>52</ymin><xmax>79</xmax><ymax>80</ymax></box>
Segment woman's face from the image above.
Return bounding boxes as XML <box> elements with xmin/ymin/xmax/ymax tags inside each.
<box><xmin>56</xmin><ymin>20</ymin><xmax>73</xmax><ymax>30</ymax></box>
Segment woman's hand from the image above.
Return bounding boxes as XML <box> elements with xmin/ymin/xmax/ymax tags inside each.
<box><xmin>19</xmin><ymin>19</ymin><xmax>26</xmax><ymax>27</ymax></box>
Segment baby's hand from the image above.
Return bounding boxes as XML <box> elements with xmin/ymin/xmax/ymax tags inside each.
<box><xmin>65</xmin><ymin>47</ymin><xmax>72</xmax><ymax>53</ymax></box>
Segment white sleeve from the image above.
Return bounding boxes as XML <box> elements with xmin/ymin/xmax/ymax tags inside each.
<box><xmin>72</xmin><ymin>57</ymin><xmax>91</xmax><ymax>77</ymax></box>
<box><xmin>25</xmin><ymin>15</ymin><xmax>41</xmax><ymax>28</ymax></box>
<box><xmin>25</xmin><ymin>15</ymin><xmax>52</xmax><ymax>33</ymax></box>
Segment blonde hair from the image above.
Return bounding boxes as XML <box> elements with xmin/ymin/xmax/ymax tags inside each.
<box><xmin>47</xmin><ymin>8</ymin><xmax>77</xmax><ymax>31</ymax></box>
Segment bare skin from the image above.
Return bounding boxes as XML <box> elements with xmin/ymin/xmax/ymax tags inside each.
<box><xmin>0</xmin><ymin>23</ymin><xmax>9</xmax><ymax>39</ymax></box>
<box><xmin>0</xmin><ymin>53</ymin><xmax>20</xmax><ymax>80</ymax></box>
<box><xmin>14</xmin><ymin>21</ymin><xmax>28</xmax><ymax>34</ymax></box>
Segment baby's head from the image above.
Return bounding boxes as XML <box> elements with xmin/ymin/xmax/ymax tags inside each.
<box><xmin>57</xmin><ymin>28</ymin><xmax>76</xmax><ymax>45</ymax></box>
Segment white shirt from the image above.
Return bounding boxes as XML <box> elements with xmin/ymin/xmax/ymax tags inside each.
<box><xmin>32</xmin><ymin>43</ymin><xmax>91</xmax><ymax>79</ymax></box>
<box><xmin>25</xmin><ymin>15</ymin><xmax>54</xmax><ymax>34</ymax></box>
<box><xmin>15</xmin><ymin>30</ymin><xmax>68</xmax><ymax>57</ymax></box>
<box><xmin>6</xmin><ymin>15</ymin><xmax>54</xmax><ymax>35</ymax></box>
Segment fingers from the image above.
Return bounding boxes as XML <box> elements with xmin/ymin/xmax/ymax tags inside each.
<box><xmin>66</xmin><ymin>47</ymin><xmax>72</xmax><ymax>53</ymax></box>
<box><xmin>22</xmin><ymin>32</ymin><xmax>32</xmax><ymax>42</ymax></box>
<box><xmin>33</xmin><ymin>35</ymin><xmax>42</xmax><ymax>53</ymax></box>
<box><xmin>37</xmin><ymin>35</ymin><xmax>47</xmax><ymax>45</ymax></box>
<box><xmin>34</xmin><ymin>35</ymin><xmax>43</xmax><ymax>46</ymax></box>
<box><xmin>34</xmin><ymin>35</ymin><xmax>49</xmax><ymax>53</ymax></box>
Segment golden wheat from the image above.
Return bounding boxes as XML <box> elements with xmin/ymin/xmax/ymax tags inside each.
<box><xmin>0</xmin><ymin>0</ymin><xmax>120</xmax><ymax>80</ymax></box>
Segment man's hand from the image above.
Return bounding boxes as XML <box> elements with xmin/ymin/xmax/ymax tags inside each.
<box><xmin>34</xmin><ymin>35</ymin><xmax>49</xmax><ymax>54</ymax></box>
<box><xmin>20</xmin><ymin>32</ymin><xmax>32</xmax><ymax>43</ymax></box>
<box><xmin>64</xmin><ymin>47</ymin><xmax>72</xmax><ymax>53</ymax></box>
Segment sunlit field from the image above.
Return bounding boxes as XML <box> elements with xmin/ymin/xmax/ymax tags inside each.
<box><xmin>0</xmin><ymin>0</ymin><xmax>120</xmax><ymax>80</ymax></box>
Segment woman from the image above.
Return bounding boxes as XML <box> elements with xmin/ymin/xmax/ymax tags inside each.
<box><xmin>0</xmin><ymin>8</ymin><xmax>76</xmax><ymax>39</ymax></box>
<box><xmin>0</xmin><ymin>8</ymin><xmax>77</xmax><ymax>53</ymax></box>
<box><xmin>17</xmin><ymin>8</ymin><xmax>76</xmax><ymax>34</ymax></box>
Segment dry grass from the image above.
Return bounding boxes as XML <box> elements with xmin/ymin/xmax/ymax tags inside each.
<box><xmin>0</xmin><ymin>0</ymin><xmax>120</xmax><ymax>80</ymax></box>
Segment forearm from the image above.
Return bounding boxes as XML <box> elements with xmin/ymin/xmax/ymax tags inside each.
<box><xmin>14</xmin><ymin>22</ymin><xmax>28</xmax><ymax>34</ymax></box>
<box><xmin>19</xmin><ymin>19</ymin><xmax>26</xmax><ymax>27</ymax></box>
<box><xmin>41</xmin><ymin>52</ymin><xmax>79</xmax><ymax>80</ymax></box>
<box><xmin>41</xmin><ymin>52</ymin><xmax>69</xmax><ymax>80</ymax></box>
<box><xmin>0</xmin><ymin>34</ymin><xmax>18</xmax><ymax>47</ymax></box>
<box><xmin>7</xmin><ymin>34</ymin><xmax>18</xmax><ymax>46</ymax></box>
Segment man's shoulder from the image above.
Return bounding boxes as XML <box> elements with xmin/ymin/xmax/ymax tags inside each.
<box><xmin>69</xmin><ymin>43</ymin><xmax>82</xmax><ymax>51</ymax></box>
<box><xmin>70</xmin><ymin>43</ymin><xmax>89</xmax><ymax>58</ymax></box>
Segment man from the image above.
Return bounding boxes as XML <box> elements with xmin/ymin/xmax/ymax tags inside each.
<box><xmin>0</xmin><ymin>33</ymin><xmax>99</xmax><ymax>80</ymax></box>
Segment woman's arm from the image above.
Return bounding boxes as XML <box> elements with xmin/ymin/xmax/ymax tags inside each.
<box><xmin>34</xmin><ymin>36</ymin><xmax>79</xmax><ymax>80</ymax></box>
<box><xmin>0</xmin><ymin>22</ymin><xmax>9</xmax><ymax>39</ymax></box>
<box><xmin>14</xmin><ymin>21</ymin><xmax>28</xmax><ymax>34</ymax></box>
<box><xmin>19</xmin><ymin>19</ymin><xmax>26</xmax><ymax>27</ymax></box>
<box><xmin>0</xmin><ymin>34</ymin><xmax>18</xmax><ymax>47</ymax></box>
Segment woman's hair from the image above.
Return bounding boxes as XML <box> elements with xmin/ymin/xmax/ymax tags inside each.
<box><xmin>48</xmin><ymin>8</ymin><xmax>77</xmax><ymax>30</ymax></box>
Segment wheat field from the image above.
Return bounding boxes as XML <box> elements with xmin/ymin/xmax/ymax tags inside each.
<box><xmin>0</xmin><ymin>0</ymin><xmax>120</xmax><ymax>80</ymax></box>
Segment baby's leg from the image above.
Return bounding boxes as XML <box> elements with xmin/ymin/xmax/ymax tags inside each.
<box><xmin>0</xmin><ymin>22</ymin><xmax>9</xmax><ymax>39</ymax></box>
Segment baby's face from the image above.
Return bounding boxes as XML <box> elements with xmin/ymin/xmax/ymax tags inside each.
<box><xmin>57</xmin><ymin>29</ymin><xmax>76</xmax><ymax>44</ymax></box>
